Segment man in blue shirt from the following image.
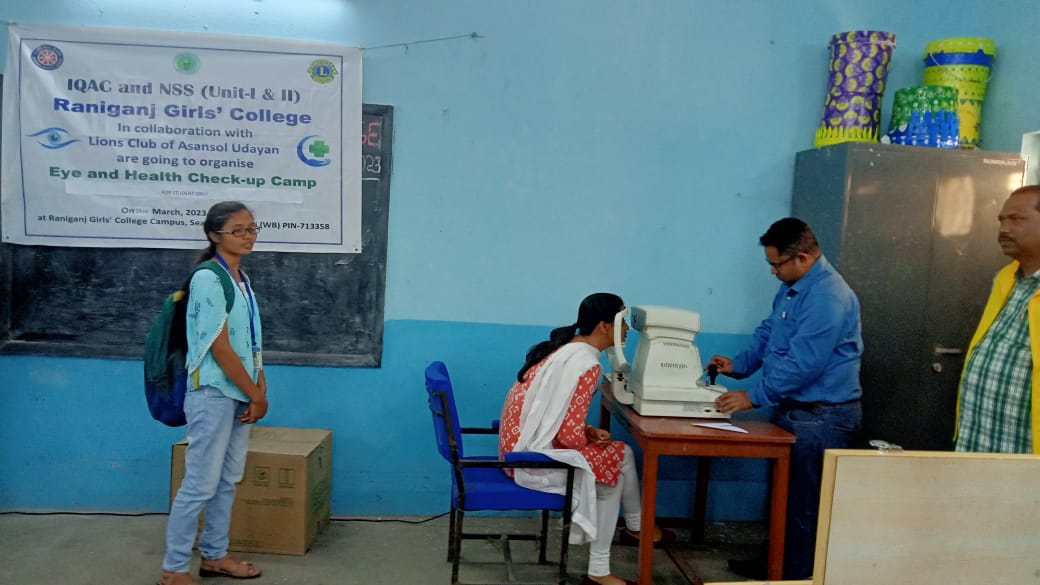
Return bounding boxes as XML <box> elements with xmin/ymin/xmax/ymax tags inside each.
<box><xmin>709</xmin><ymin>217</ymin><xmax>863</xmax><ymax>581</ymax></box>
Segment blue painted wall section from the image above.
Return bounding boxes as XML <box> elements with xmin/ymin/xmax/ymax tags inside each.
<box><xmin>0</xmin><ymin>320</ymin><xmax>764</xmax><ymax>519</ymax></box>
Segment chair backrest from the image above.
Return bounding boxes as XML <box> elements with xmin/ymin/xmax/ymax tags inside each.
<box><xmin>425</xmin><ymin>361</ymin><xmax>465</xmax><ymax>462</ymax></box>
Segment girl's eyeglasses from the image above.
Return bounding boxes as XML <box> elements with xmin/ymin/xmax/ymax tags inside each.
<box><xmin>216</xmin><ymin>225</ymin><xmax>260</xmax><ymax>237</ymax></box>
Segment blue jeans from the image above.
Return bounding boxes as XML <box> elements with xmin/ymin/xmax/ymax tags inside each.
<box><xmin>773</xmin><ymin>400</ymin><xmax>861</xmax><ymax>580</ymax></box>
<box><xmin>163</xmin><ymin>387</ymin><xmax>250</xmax><ymax>572</ymax></box>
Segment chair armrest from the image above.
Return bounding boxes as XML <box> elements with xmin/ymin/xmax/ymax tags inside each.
<box><xmin>460</xmin><ymin>452</ymin><xmax>572</xmax><ymax>470</ymax></box>
<box><xmin>503</xmin><ymin>451</ymin><xmax>555</xmax><ymax>463</ymax></box>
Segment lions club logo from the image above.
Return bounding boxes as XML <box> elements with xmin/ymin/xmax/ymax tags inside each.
<box><xmin>307</xmin><ymin>59</ymin><xmax>338</xmax><ymax>84</ymax></box>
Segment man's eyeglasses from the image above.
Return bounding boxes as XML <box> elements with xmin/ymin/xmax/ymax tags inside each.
<box><xmin>767</xmin><ymin>255</ymin><xmax>795</xmax><ymax>269</ymax></box>
<box><xmin>216</xmin><ymin>225</ymin><xmax>261</xmax><ymax>237</ymax></box>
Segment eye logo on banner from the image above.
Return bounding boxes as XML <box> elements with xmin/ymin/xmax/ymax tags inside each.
<box><xmin>31</xmin><ymin>44</ymin><xmax>64</xmax><ymax>70</ymax></box>
<box><xmin>27</xmin><ymin>127</ymin><xmax>79</xmax><ymax>149</ymax></box>
<box><xmin>297</xmin><ymin>135</ymin><xmax>332</xmax><ymax>167</ymax></box>
<box><xmin>307</xmin><ymin>59</ymin><xmax>338</xmax><ymax>84</ymax></box>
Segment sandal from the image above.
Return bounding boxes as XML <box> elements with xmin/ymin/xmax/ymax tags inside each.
<box><xmin>617</xmin><ymin>526</ymin><xmax>677</xmax><ymax>549</ymax></box>
<box><xmin>158</xmin><ymin>570</ymin><xmax>199</xmax><ymax>585</ymax></box>
<box><xmin>581</xmin><ymin>575</ymin><xmax>637</xmax><ymax>585</ymax></box>
<box><xmin>199</xmin><ymin>556</ymin><xmax>262</xmax><ymax>579</ymax></box>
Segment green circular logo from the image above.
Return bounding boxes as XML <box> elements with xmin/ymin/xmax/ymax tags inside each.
<box><xmin>175</xmin><ymin>53</ymin><xmax>200</xmax><ymax>74</ymax></box>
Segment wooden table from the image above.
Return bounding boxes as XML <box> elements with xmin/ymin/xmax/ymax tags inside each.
<box><xmin>598</xmin><ymin>383</ymin><xmax>795</xmax><ymax>584</ymax></box>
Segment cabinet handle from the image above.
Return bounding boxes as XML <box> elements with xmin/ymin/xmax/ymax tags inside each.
<box><xmin>933</xmin><ymin>345</ymin><xmax>964</xmax><ymax>356</ymax></box>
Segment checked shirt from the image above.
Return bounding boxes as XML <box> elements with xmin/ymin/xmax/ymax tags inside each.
<box><xmin>956</xmin><ymin>270</ymin><xmax>1038</xmax><ymax>453</ymax></box>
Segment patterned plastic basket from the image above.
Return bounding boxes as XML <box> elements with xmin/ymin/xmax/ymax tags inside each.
<box><xmin>814</xmin><ymin>31</ymin><xmax>897</xmax><ymax>147</ymax></box>
<box><xmin>922</xmin><ymin>37</ymin><xmax>996</xmax><ymax>148</ymax></box>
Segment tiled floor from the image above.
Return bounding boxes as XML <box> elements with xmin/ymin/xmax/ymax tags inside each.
<box><xmin>0</xmin><ymin>512</ymin><xmax>767</xmax><ymax>584</ymax></box>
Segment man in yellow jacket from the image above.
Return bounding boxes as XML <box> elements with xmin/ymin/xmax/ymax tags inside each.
<box><xmin>957</xmin><ymin>184</ymin><xmax>1040</xmax><ymax>453</ymax></box>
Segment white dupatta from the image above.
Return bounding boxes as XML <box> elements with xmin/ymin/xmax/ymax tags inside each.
<box><xmin>512</xmin><ymin>342</ymin><xmax>600</xmax><ymax>544</ymax></box>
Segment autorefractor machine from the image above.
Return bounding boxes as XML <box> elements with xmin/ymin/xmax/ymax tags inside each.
<box><xmin>606</xmin><ymin>305</ymin><xmax>729</xmax><ymax>418</ymax></box>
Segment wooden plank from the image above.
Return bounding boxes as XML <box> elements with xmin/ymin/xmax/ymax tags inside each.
<box><xmin>707</xmin><ymin>581</ymin><xmax>810</xmax><ymax>585</ymax></box>
<box><xmin>814</xmin><ymin>449</ymin><xmax>1040</xmax><ymax>585</ymax></box>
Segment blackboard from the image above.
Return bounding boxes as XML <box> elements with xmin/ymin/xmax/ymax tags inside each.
<box><xmin>0</xmin><ymin>103</ymin><xmax>392</xmax><ymax>367</ymax></box>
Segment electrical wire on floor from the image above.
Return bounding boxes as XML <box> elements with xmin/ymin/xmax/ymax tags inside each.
<box><xmin>0</xmin><ymin>509</ymin><xmax>451</xmax><ymax>524</ymax></box>
<box><xmin>331</xmin><ymin>512</ymin><xmax>449</xmax><ymax>525</ymax></box>
<box><xmin>0</xmin><ymin>510</ymin><xmax>167</xmax><ymax>517</ymax></box>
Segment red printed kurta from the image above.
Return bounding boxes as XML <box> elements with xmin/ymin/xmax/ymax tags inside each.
<box><xmin>499</xmin><ymin>350</ymin><xmax>625</xmax><ymax>486</ymax></box>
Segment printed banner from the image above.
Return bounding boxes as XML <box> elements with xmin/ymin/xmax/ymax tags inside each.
<box><xmin>1</xmin><ymin>24</ymin><xmax>362</xmax><ymax>252</ymax></box>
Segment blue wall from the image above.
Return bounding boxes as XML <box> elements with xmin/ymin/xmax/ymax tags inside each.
<box><xmin>2</xmin><ymin>1</ymin><xmax>1039</xmax><ymax>519</ymax></box>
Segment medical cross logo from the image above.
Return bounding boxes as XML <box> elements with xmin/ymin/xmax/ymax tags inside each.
<box><xmin>309</xmin><ymin>140</ymin><xmax>330</xmax><ymax>158</ymax></box>
<box><xmin>297</xmin><ymin>135</ymin><xmax>332</xmax><ymax>167</ymax></box>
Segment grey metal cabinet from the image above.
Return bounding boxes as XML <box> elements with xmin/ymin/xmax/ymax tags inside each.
<box><xmin>792</xmin><ymin>143</ymin><xmax>1026</xmax><ymax>450</ymax></box>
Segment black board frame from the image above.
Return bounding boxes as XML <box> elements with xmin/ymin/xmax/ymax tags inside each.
<box><xmin>0</xmin><ymin>100</ymin><xmax>392</xmax><ymax>367</ymax></box>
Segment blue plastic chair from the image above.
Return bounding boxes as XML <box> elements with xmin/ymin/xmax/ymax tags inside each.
<box><xmin>425</xmin><ymin>361</ymin><xmax>575</xmax><ymax>585</ymax></box>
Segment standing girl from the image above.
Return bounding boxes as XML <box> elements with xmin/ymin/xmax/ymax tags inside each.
<box><xmin>160</xmin><ymin>201</ymin><xmax>267</xmax><ymax>585</ymax></box>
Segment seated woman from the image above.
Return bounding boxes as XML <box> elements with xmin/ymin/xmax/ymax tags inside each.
<box><xmin>498</xmin><ymin>292</ymin><xmax>671</xmax><ymax>585</ymax></box>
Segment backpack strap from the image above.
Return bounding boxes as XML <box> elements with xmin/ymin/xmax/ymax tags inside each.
<box><xmin>194</xmin><ymin>259</ymin><xmax>235</xmax><ymax>313</ymax></box>
<box><xmin>188</xmin><ymin>260</ymin><xmax>237</xmax><ymax>390</ymax></box>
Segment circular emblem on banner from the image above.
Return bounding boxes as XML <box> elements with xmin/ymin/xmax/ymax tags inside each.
<box><xmin>31</xmin><ymin>45</ymin><xmax>63</xmax><ymax>70</ymax></box>
<box><xmin>307</xmin><ymin>59</ymin><xmax>338</xmax><ymax>84</ymax></box>
<box><xmin>174</xmin><ymin>53</ymin><xmax>200</xmax><ymax>74</ymax></box>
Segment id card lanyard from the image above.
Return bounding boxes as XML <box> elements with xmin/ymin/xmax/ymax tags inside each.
<box><xmin>214</xmin><ymin>253</ymin><xmax>261</xmax><ymax>373</ymax></box>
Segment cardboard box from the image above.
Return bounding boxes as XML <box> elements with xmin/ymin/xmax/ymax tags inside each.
<box><xmin>171</xmin><ymin>426</ymin><xmax>332</xmax><ymax>555</ymax></box>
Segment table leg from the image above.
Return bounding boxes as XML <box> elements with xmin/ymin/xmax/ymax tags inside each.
<box><xmin>766</xmin><ymin>452</ymin><xmax>790</xmax><ymax>581</ymax></box>
<box><xmin>638</xmin><ymin>449</ymin><xmax>658</xmax><ymax>585</ymax></box>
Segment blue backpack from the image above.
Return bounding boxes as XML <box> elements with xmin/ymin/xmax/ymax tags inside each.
<box><xmin>144</xmin><ymin>260</ymin><xmax>235</xmax><ymax>426</ymax></box>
